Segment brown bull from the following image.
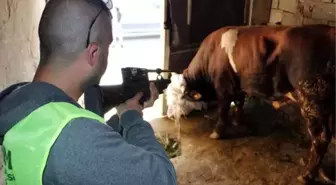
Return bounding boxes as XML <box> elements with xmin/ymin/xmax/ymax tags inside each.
<box><xmin>181</xmin><ymin>24</ymin><xmax>335</xmax><ymax>184</ymax></box>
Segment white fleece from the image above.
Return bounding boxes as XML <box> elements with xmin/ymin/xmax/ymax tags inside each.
<box><xmin>165</xmin><ymin>73</ymin><xmax>207</xmax><ymax>120</ymax></box>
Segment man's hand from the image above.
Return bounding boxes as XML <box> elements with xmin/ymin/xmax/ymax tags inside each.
<box><xmin>116</xmin><ymin>82</ymin><xmax>159</xmax><ymax>117</ymax></box>
<box><xmin>116</xmin><ymin>92</ymin><xmax>144</xmax><ymax>117</ymax></box>
<box><xmin>144</xmin><ymin>82</ymin><xmax>159</xmax><ymax>108</ymax></box>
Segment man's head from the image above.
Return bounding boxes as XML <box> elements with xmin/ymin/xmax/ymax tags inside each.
<box><xmin>34</xmin><ymin>0</ymin><xmax>113</xmax><ymax>98</ymax></box>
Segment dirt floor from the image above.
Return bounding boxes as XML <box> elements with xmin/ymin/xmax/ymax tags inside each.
<box><xmin>150</xmin><ymin>98</ymin><xmax>335</xmax><ymax>185</ymax></box>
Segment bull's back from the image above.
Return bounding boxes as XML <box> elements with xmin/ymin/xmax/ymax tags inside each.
<box><xmin>230</xmin><ymin>26</ymin><xmax>289</xmax><ymax>72</ymax></box>
<box><xmin>204</xmin><ymin>25</ymin><xmax>289</xmax><ymax>75</ymax></box>
<box><xmin>213</xmin><ymin>25</ymin><xmax>334</xmax><ymax>98</ymax></box>
<box><xmin>279</xmin><ymin>25</ymin><xmax>335</xmax><ymax>88</ymax></box>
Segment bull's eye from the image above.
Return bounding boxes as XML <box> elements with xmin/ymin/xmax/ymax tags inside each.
<box><xmin>189</xmin><ymin>90</ymin><xmax>202</xmax><ymax>100</ymax></box>
<box><xmin>193</xmin><ymin>93</ymin><xmax>202</xmax><ymax>100</ymax></box>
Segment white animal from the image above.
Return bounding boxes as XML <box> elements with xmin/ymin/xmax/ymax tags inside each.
<box><xmin>165</xmin><ymin>73</ymin><xmax>207</xmax><ymax>120</ymax></box>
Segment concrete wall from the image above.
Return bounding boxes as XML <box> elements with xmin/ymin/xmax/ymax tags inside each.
<box><xmin>0</xmin><ymin>0</ymin><xmax>45</xmax><ymax>184</ymax></box>
<box><xmin>0</xmin><ymin>0</ymin><xmax>45</xmax><ymax>90</ymax></box>
<box><xmin>269</xmin><ymin>0</ymin><xmax>335</xmax><ymax>26</ymax></box>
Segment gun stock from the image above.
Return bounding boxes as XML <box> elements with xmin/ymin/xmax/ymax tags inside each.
<box><xmin>83</xmin><ymin>84</ymin><xmax>105</xmax><ymax>117</ymax></box>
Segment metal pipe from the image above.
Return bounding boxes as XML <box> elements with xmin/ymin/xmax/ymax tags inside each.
<box><xmin>248</xmin><ymin>0</ymin><xmax>254</xmax><ymax>26</ymax></box>
<box><xmin>187</xmin><ymin>0</ymin><xmax>192</xmax><ymax>25</ymax></box>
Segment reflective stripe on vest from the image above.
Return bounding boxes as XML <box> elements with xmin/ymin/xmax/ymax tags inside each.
<box><xmin>2</xmin><ymin>102</ymin><xmax>105</xmax><ymax>185</ymax></box>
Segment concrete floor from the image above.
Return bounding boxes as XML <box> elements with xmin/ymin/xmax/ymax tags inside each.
<box><xmin>150</xmin><ymin>99</ymin><xmax>335</xmax><ymax>185</ymax></box>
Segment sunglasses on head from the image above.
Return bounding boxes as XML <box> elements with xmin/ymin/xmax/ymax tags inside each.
<box><xmin>85</xmin><ymin>0</ymin><xmax>113</xmax><ymax>47</ymax></box>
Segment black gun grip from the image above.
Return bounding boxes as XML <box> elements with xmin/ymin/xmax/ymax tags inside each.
<box><xmin>139</xmin><ymin>96</ymin><xmax>146</xmax><ymax>106</ymax></box>
<box><xmin>120</xmin><ymin>82</ymin><xmax>150</xmax><ymax>107</ymax></box>
<box><xmin>139</xmin><ymin>87</ymin><xmax>151</xmax><ymax>106</ymax></box>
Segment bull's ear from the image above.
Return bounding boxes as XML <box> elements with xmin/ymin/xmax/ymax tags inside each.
<box><xmin>189</xmin><ymin>90</ymin><xmax>202</xmax><ymax>100</ymax></box>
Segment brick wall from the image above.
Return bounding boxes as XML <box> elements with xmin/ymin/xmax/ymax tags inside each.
<box><xmin>269</xmin><ymin>0</ymin><xmax>335</xmax><ymax>26</ymax></box>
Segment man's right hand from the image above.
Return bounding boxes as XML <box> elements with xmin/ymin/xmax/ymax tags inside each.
<box><xmin>116</xmin><ymin>82</ymin><xmax>159</xmax><ymax>117</ymax></box>
<box><xmin>116</xmin><ymin>92</ymin><xmax>144</xmax><ymax>117</ymax></box>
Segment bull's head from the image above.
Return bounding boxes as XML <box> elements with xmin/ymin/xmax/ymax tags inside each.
<box><xmin>165</xmin><ymin>72</ymin><xmax>208</xmax><ymax>119</ymax></box>
<box><xmin>182</xmin><ymin>86</ymin><xmax>203</xmax><ymax>102</ymax></box>
<box><xmin>181</xmin><ymin>69</ymin><xmax>217</xmax><ymax>102</ymax></box>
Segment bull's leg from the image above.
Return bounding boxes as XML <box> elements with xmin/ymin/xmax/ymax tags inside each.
<box><xmin>298</xmin><ymin>116</ymin><xmax>332</xmax><ymax>184</ymax></box>
<box><xmin>209</xmin><ymin>98</ymin><xmax>231</xmax><ymax>139</ymax></box>
<box><xmin>318</xmin><ymin>113</ymin><xmax>336</xmax><ymax>184</ymax></box>
<box><xmin>329</xmin><ymin>112</ymin><xmax>336</xmax><ymax>145</ymax></box>
<box><xmin>232</xmin><ymin>92</ymin><xmax>245</xmax><ymax>126</ymax></box>
<box><xmin>296</xmin><ymin>76</ymin><xmax>334</xmax><ymax>184</ymax></box>
<box><xmin>330</xmin><ymin>114</ymin><xmax>336</xmax><ymax>145</ymax></box>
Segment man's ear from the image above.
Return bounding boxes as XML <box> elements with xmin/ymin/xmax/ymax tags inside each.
<box><xmin>87</xmin><ymin>42</ymin><xmax>99</xmax><ymax>67</ymax></box>
<box><xmin>189</xmin><ymin>90</ymin><xmax>202</xmax><ymax>101</ymax></box>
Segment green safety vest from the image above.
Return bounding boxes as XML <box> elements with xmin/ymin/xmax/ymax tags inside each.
<box><xmin>2</xmin><ymin>102</ymin><xmax>105</xmax><ymax>185</ymax></box>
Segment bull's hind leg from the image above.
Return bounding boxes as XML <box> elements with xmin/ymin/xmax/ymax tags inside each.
<box><xmin>318</xmin><ymin>112</ymin><xmax>336</xmax><ymax>184</ymax></box>
<box><xmin>298</xmin><ymin>116</ymin><xmax>332</xmax><ymax>184</ymax></box>
<box><xmin>296</xmin><ymin>76</ymin><xmax>334</xmax><ymax>184</ymax></box>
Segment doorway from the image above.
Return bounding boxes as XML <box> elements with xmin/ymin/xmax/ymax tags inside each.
<box><xmin>100</xmin><ymin>0</ymin><xmax>166</xmax><ymax>121</ymax></box>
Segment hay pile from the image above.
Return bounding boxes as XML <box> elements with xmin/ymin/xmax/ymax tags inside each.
<box><xmin>155</xmin><ymin>133</ymin><xmax>181</xmax><ymax>158</ymax></box>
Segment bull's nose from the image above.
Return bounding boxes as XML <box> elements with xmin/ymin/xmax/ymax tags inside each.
<box><xmin>182</xmin><ymin>94</ymin><xmax>194</xmax><ymax>102</ymax></box>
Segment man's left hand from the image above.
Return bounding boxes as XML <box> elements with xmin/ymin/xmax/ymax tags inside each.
<box><xmin>144</xmin><ymin>82</ymin><xmax>159</xmax><ymax>108</ymax></box>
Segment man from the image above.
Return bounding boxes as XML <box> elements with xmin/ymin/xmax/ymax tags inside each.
<box><xmin>0</xmin><ymin>0</ymin><xmax>177</xmax><ymax>185</ymax></box>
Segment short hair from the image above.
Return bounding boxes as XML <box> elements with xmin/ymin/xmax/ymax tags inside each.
<box><xmin>38</xmin><ymin>0</ymin><xmax>112</xmax><ymax>66</ymax></box>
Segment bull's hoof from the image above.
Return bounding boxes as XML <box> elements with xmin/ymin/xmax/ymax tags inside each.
<box><xmin>319</xmin><ymin>168</ymin><xmax>336</xmax><ymax>184</ymax></box>
<box><xmin>299</xmin><ymin>157</ymin><xmax>307</xmax><ymax>166</ymax></box>
<box><xmin>297</xmin><ymin>175</ymin><xmax>315</xmax><ymax>185</ymax></box>
<box><xmin>297</xmin><ymin>172</ymin><xmax>315</xmax><ymax>184</ymax></box>
<box><xmin>209</xmin><ymin>131</ymin><xmax>220</xmax><ymax>139</ymax></box>
<box><xmin>297</xmin><ymin>175</ymin><xmax>306</xmax><ymax>184</ymax></box>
